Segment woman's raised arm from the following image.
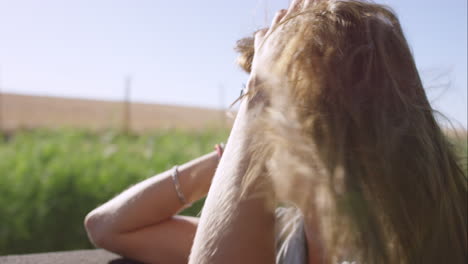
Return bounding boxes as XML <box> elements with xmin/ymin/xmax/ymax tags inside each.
<box><xmin>189</xmin><ymin>92</ymin><xmax>276</xmax><ymax>264</ymax></box>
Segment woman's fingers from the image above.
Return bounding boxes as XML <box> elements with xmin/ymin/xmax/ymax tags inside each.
<box><xmin>303</xmin><ymin>0</ymin><xmax>319</xmax><ymax>9</ymax></box>
<box><xmin>286</xmin><ymin>0</ymin><xmax>303</xmax><ymax>16</ymax></box>
<box><xmin>260</xmin><ymin>0</ymin><xmax>303</xmax><ymax>44</ymax></box>
<box><xmin>266</xmin><ymin>9</ymin><xmax>287</xmax><ymax>36</ymax></box>
<box><xmin>252</xmin><ymin>1</ymin><xmax>305</xmax><ymax>64</ymax></box>
<box><xmin>254</xmin><ymin>28</ymin><xmax>269</xmax><ymax>49</ymax></box>
<box><xmin>256</xmin><ymin>8</ymin><xmax>287</xmax><ymax>48</ymax></box>
<box><xmin>271</xmin><ymin>9</ymin><xmax>287</xmax><ymax>27</ymax></box>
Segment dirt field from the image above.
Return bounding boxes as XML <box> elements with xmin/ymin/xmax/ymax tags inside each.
<box><xmin>0</xmin><ymin>93</ymin><xmax>232</xmax><ymax>133</ymax></box>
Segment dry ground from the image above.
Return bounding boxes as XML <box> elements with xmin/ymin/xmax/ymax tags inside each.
<box><xmin>0</xmin><ymin>93</ymin><xmax>232</xmax><ymax>133</ymax></box>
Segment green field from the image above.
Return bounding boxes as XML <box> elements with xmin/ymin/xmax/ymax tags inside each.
<box><xmin>0</xmin><ymin>129</ymin><xmax>228</xmax><ymax>255</ymax></box>
<box><xmin>0</xmin><ymin>128</ymin><xmax>466</xmax><ymax>255</ymax></box>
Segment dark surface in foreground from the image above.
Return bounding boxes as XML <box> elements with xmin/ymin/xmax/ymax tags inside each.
<box><xmin>0</xmin><ymin>249</ymin><xmax>142</xmax><ymax>264</ymax></box>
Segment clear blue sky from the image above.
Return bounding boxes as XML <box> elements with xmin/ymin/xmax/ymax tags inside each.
<box><xmin>0</xmin><ymin>0</ymin><xmax>466</xmax><ymax>128</ymax></box>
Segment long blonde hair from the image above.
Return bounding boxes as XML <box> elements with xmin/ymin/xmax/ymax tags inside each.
<box><xmin>236</xmin><ymin>1</ymin><xmax>467</xmax><ymax>263</ymax></box>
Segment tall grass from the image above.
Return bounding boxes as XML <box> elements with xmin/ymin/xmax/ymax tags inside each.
<box><xmin>0</xmin><ymin>128</ymin><xmax>228</xmax><ymax>255</ymax></box>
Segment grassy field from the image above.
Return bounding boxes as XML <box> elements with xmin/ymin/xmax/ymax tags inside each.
<box><xmin>0</xmin><ymin>128</ymin><xmax>228</xmax><ymax>255</ymax></box>
<box><xmin>0</xmin><ymin>128</ymin><xmax>465</xmax><ymax>255</ymax></box>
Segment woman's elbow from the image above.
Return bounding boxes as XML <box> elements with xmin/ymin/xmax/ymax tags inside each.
<box><xmin>84</xmin><ymin>211</ymin><xmax>113</xmax><ymax>249</ymax></box>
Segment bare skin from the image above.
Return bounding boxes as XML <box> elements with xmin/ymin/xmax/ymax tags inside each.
<box><xmin>84</xmin><ymin>1</ymin><xmax>324</xmax><ymax>263</ymax></box>
<box><xmin>84</xmin><ymin>152</ymin><xmax>219</xmax><ymax>264</ymax></box>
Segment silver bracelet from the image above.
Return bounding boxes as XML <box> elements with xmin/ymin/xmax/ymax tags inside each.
<box><xmin>171</xmin><ymin>165</ymin><xmax>188</xmax><ymax>205</ymax></box>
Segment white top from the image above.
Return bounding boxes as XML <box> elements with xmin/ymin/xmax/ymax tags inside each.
<box><xmin>275</xmin><ymin>207</ymin><xmax>357</xmax><ymax>264</ymax></box>
<box><xmin>275</xmin><ymin>207</ymin><xmax>308</xmax><ymax>264</ymax></box>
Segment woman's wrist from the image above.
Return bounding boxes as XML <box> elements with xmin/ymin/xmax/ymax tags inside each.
<box><xmin>178</xmin><ymin>151</ymin><xmax>221</xmax><ymax>203</ymax></box>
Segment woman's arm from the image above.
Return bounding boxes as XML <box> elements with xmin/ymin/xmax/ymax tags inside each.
<box><xmin>188</xmin><ymin>3</ymin><xmax>305</xmax><ymax>261</ymax></box>
<box><xmin>189</xmin><ymin>98</ymin><xmax>277</xmax><ymax>264</ymax></box>
<box><xmin>84</xmin><ymin>151</ymin><xmax>219</xmax><ymax>264</ymax></box>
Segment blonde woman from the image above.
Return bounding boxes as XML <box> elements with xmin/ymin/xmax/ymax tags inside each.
<box><xmin>85</xmin><ymin>0</ymin><xmax>467</xmax><ymax>263</ymax></box>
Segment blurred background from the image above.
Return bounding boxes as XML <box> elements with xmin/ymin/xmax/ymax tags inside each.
<box><xmin>0</xmin><ymin>0</ymin><xmax>466</xmax><ymax>255</ymax></box>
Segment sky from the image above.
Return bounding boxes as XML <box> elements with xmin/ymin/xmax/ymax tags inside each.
<box><xmin>0</xmin><ymin>0</ymin><xmax>466</xmax><ymax>128</ymax></box>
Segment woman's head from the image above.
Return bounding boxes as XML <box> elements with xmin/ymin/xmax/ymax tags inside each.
<box><xmin>237</xmin><ymin>1</ymin><xmax>467</xmax><ymax>263</ymax></box>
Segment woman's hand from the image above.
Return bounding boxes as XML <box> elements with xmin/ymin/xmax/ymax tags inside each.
<box><xmin>233</xmin><ymin>0</ymin><xmax>325</xmax><ymax>138</ymax></box>
<box><xmin>229</xmin><ymin>0</ymin><xmax>330</xmax><ymax>171</ymax></box>
<box><xmin>246</xmin><ymin>0</ymin><xmax>322</xmax><ymax>87</ymax></box>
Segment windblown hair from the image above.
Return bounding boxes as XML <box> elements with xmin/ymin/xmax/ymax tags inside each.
<box><xmin>236</xmin><ymin>1</ymin><xmax>467</xmax><ymax>263</ymax></box>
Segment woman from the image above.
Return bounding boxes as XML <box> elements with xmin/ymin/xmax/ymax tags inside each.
<box><xmin>84</xmin><ymin>0</ymin><xmax>467</xmax><ymax>263</ymax></box>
